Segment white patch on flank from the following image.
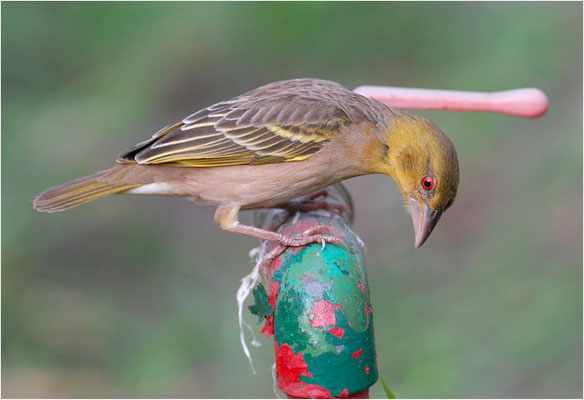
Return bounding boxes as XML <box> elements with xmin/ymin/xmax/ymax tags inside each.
<box><xmin>126</xmin><ymin>183</ymin><xmax>176</xmax><ymax>195</ymax></box>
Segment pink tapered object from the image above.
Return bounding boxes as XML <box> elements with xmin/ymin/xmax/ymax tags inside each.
<box><xmin>354</xmin><ymin>86</ymin><xmax>549</xmax><ymax>118</ymax></box>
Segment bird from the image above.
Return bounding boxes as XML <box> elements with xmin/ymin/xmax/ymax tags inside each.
<box><xmin>33</xmin><ymin>78</ymin><xmax>459</xmax><ymax>248</ymax></box>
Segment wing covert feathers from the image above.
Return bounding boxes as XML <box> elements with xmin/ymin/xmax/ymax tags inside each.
<box><xmin>117</xmin><ymin>79</ymin><xmax>390</xmax><ymax>168</ymax></box>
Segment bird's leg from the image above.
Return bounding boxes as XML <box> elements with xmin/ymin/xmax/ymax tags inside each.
<box><xmin>214</xmin><ymin>205</ymin><xmax>342</xmax><ymax>247</ymax></box>
<box><xmin>265</xmin><ymin>210</ymin><xmax>293</xmax><ymax>232</ymax></box>
<box><xmin>306</xmin><ymin>189</ymin><xmax>329</xmax><ymax>201</ymax></box>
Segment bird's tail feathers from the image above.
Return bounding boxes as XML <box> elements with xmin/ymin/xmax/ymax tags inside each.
<box><xmin>33</xmin><ymin>168</ymin><xmax>140</xmax><ymax>213</ymax></box>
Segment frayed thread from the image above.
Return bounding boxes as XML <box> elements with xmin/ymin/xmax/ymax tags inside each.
<box><xmin>236</xmin><ymin>243</ymin><xmax>266</xmax><ymax>374</ymax></box>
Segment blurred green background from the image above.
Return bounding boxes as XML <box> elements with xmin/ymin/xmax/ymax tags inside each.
<box><xmin>2</xmin><ymin>2</ymin><xmax>582</xmax><ymax>398</ymax></box>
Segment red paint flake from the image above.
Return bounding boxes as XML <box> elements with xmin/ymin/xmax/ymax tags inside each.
<box><xmin>362</xmin><ymin>304</ymin><xmax>373</xmax><ymax>331</ymax></box>
<box><xmin>261</xmin><ymin>316</ymin><xmax>274</xmax><ymax>338</ymax></box>
<box><xmin>346</xmin><ymin>389</ymin><xmax>370</xmax><ymax>398</ymax></box>
<box><xmin>263</xmin><ymin>255</ymin><xmax>283</xmax><ymax>280</ymax></box>
<box><xmin>365</xmin><ymin>366</ymin><xmax>370</xmax><ymax>375</ymax></box>
<box><xmin>310</xmin><ymin>299</ymin><xmax>341</xmax><ymax>328</ymax></box>
<box><xmin>287</xmin><ymin>389</ymin><xmax>370</xmax><ymax>399</ymax></box>
<box><xmin>287</xmin><ymin>247</ymin><xmax>302</xmax><ymax>255</ymax></box>
<box><xmin>357</xmin><ymin>281</ymin><xmax>365</xmax><ymax>293</ymax></box>
<box><xmin>268</xmin><ymin>281</ymin><xmax>280</xmax><ymax>310</ymax></box>
<box><xmin>352</xmin><ymin>348</ymin><xmax>363</xmax><ymax>359</ymax></box>
<box><xmin>275</xmin><ymin>342</ymin><xmax>313</xmax><ymax>384</ymax></box>
<box><xmin>297</xmin><ymin>382</ymin><xmax>332</xmax><ymax>398</ymax></box>
<box><xmin>275</xmin><ymin>342</ymin><xmax>334</xmax><ymax>398</ymax></box>
<box><xmin>328</xmin><ymin>327</ymin><xmax>345</xmax><ymax>339</ymax></box>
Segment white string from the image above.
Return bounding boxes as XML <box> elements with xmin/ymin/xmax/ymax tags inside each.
<box><xmin>236</xmin><ymin>243</ymin><xmax>266</xmax><ymax>374</ymax></box>
<box><xmin>354</xmin><ymin>231</ymin><xmax>367</xmax><ymax>251</ymax></box>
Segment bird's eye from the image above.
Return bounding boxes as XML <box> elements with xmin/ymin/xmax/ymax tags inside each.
<box><xmin>421</xmin><ymin>176</ymin><xmax>434</xmax><ymax>191</ymax></box>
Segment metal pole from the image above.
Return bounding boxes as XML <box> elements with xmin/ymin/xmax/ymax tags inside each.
<box><xmin>250</xmin><ymin>184</ymin><xmax>377</xmax><ymax>398</ymax></box>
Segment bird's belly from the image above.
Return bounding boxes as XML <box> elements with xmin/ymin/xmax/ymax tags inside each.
<box><xmin>180</xmin><ymin>161</ymin><xmax>348</xmax><ymax>209</ymax></box>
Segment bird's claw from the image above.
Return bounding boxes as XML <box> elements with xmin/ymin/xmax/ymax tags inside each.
<box><xmin>276</xmin><ymin>224</ymin><xmax>343</xmax><ymax>247</ymax></box>
<box><xmin>261</xmin><ymin>224</ymin><xmax>344</xmax><ymax>272</ymax></box>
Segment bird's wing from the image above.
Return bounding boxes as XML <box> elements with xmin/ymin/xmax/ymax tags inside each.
<box><xmin>117</xmin><ymin>79</ymin><xmax>383</xmax><ymax>167</ymax></box>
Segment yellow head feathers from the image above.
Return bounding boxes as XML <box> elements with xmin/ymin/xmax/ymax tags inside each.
<box><xmin>383</xmin><ymin>114</ymin><xmax>459</xmax><ymax>212</ymax></box>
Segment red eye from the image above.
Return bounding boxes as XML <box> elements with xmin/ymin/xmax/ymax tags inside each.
<box><xmin>421</xmin><ymin>176</ymin><xmax>434</xmax><ymax>191</ymax></box>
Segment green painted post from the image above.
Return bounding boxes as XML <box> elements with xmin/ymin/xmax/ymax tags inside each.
<box><xmin>250</xmin><ymin>184</ymin><xmax>377</xmax><ymax>399</ymax></box>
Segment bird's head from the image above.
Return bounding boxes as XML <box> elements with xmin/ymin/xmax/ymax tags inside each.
<box><xmin>380</xmin><ymin>114</ymin><xmax>459</xmax><ymax>248</ymax></box>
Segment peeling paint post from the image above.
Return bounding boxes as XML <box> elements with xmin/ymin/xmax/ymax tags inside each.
<box><xmin>250</xmin><ymin>184</ymin><xmax>377</xmax><ymax>399</ymax></box>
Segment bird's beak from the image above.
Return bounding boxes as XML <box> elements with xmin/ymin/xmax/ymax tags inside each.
<box><xmin>409</xmin><ymin>197</ymin><xmax>443</xmax><ymax>248</ymax></box>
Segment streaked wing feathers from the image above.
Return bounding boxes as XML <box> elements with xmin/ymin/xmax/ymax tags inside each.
<box><xmin>118</xmin><ymin>79</ymin><xmax>383</xmax><ymax>167</ymax></box>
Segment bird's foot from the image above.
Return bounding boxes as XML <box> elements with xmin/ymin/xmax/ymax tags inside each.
<box><xmin>215</xmin><ymin>205</ymin><xmax>343</xmax><ymax>273</ymax></box>
<box><xmin>278</xmin><ymin>224</ymin><xmax>343</xmax><ymax>247</ymax></box>
<box><xmin>260</xmin><ymin>225</ymin><xmax>342</xmax><ymax>271</ymax></box>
